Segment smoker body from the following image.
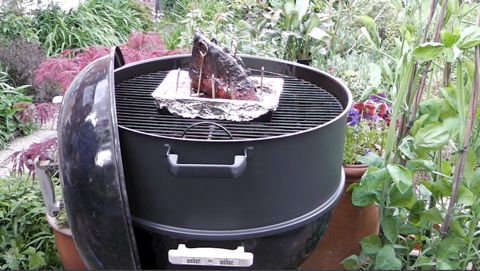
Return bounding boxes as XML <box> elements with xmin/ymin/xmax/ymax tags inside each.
<box><xmin>57</xmin><ymin>48</ymin><xmax>352</xmax><ymax>269</ymax></box>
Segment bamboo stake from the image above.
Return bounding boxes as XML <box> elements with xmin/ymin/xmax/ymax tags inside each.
<box><xmin>422</xmin><ymin>0</ymin><xmax>439</xmax><ymax>43</ymax></box>
<box><xmin>400</xmin><ymin>0</ymin><xmax>446</xmax><ymax>146</ymax></box>
<box><xmin>398</xmin><ymin>0</ymin><xmax>437</xmax><ymax>163</ymax></box>
<box><xmin>443</xmin><ymin>62</ymin><xmax>452</xmax><ymax>86</ymax></box>
<box><xmin>410</xmin><ymin>0</ymin><xmax>447</xmax><ymax>119</ymax></box>
<box><xmin>441</xmin><ymin>14</ymin><xmax>480</xmax><ymax>236</ymax></box>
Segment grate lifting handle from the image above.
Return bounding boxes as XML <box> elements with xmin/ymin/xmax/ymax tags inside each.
<box><xmin>164</xmin><ymin>144</ymin><xmax>251</xmax><ymax>179</ymax></box>
<box><xmin>181</xmin><ymin>121</ymin><xmax>234</xmax><ymax>139</ymax></box>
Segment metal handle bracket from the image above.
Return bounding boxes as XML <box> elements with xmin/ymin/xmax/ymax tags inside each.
<box><xmin>165</xmin><ymin>145</ymin><xmax>250</xmax><ymax>179</ymax></box>
<box><xmin>35</xmin><ymin>159</ymin><xmax>61</xmax><ymax>217</ymax></box>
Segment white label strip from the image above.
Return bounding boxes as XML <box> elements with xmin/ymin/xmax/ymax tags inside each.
<box><xmin>168</xmin><ymin>244</ymin><xmax>253</xmax><ymax>267</ymax></box>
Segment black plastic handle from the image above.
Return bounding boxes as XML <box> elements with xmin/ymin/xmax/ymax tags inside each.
<box><xmin>165</xmin><ymin>145</ymin><xmax>249</xmax><ymax>178</ymax></box>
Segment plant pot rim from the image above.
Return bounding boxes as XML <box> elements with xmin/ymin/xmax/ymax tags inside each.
<box><xmin>343</xmin><ymin>163</ymin><xmax>368</xmax><ymax>169</ymax></box>
<box><xmin>46</xmin><ymin>214</ymin><xmax>72</xmax><ymax>236</ymax></box>
<box><xmin>343</xmin><ymin>163</ymin><xmax>368</xmax><ymax>181</ymax></box>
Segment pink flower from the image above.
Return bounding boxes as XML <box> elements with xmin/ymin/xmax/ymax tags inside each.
<box><xmin>353</xmin><ymin>102</ymin><xmax>365</xmax><ymax>111</ymax></box>
<box><xmin>378</xmin><ymin>103</ymin><xmax>388</xmax><ymax>116</ymax></box>
<box><xmin>363</xmin><ymin>101</ymin><xmax>376</xmax><ymax>116</ymax></box>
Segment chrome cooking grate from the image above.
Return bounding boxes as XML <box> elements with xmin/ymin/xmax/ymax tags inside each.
<box><xmin>115</xmin><ymin>70</ymin><xmax>343</xmax><ymax>140</ymax></box>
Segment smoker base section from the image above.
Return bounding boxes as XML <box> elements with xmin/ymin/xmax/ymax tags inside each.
<box><xmin>134</xmin><ymin>212</ymin><xmax>331</xmax><ymax>270</ymax></box>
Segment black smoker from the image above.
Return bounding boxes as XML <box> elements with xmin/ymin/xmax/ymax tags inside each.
<box><xmin>51</xmin><ymin>47</ymin><xmax>351</xmax><ymax>269</ymax></box>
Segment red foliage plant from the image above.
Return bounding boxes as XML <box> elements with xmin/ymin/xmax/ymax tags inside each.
<box><xmin>126</xmin><ymin>31</ymin><xmax>165</xmax><ymax>51</ymax></box>
<box><xmin>14</xmin><ymin>102</ymin><xmax>57</xmax><ymax>128</ymax></box>
<box><xmin>3</xmin><ymin>138</ymin><xmax>57</xmax><ymax>179</ymax></box>
<box><xmin>33</xmin><ymin>32</ymin><xmax>183</xmax><ymax>93</ymax></box>
<box><xmin>32</xmin><ymin>102</ymin><xmax>58</xmax><ymax>126</ymax></box>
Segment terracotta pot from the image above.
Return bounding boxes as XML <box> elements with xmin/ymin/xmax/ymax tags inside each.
<box><xmin>300</xmin><ymin>164</ymin><xmax>379</xmax><ymax>270</ymax></box>
<box><xmin>46</xmin><ymin>215</ymin><xmax>87</xmax><ymax>270</ymax></box>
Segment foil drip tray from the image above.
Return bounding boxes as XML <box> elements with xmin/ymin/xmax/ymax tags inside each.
<box><xmin>151</xmin><ymin>70</ymin><xmax>284</xmax><ymax>122</ymax></box>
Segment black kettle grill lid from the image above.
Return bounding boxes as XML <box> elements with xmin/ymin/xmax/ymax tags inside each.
<box><xmin>57</xmin><ymin>47</ymin><xmax>140</xmax><ymax>269</ymax></box>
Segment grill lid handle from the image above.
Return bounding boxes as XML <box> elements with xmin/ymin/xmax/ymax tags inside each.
<box><xmin>165</xmin><ymin>145</ymin><xmax>249</xmax><ymax>179</ymax></box>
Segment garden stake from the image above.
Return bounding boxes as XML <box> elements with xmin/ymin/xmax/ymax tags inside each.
<box><xmin>175</xmin><ymin>68</ymin><xmax>180</xmax><ymax>94</ymax></box>
<box><xmin>197</xmin><ymin>41</ymin><xmax>208</xmax><ymax>95</ymax></box>
<box><xmin>261</xmin><ymin>66</ymin><xmax>264</xmax><ymax>92</ymax></box>
<box><xmin>211</xmin><ymin>75</ymin><xmax>215</xmax><ymax>99</ymax></box>
<box><xmin>232</xmin><ymin>38</ymin><xmax>238</xmax><ymax>59</ymax></box>
<box><xmin>398</xmin><ymin>0</ymin><xmax>437</xmax><ymax>157</ymax></box>
<box><xmin>409</xmin><ymin>0</ymin><xmax>447</xmax><ymax>119</ymax></box>
<box><xmin>401</xmin><ymin>0</ymin><xmax>446</xmax><ymax>150</ymax></box>
<box><xmin>441</xmin><ymin>14</ymin><xmax>480</xmax><ymax>237</ymax></box>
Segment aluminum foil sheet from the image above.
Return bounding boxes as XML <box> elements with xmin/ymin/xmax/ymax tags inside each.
<box><xmin>151</xmin><ymin>70</ymin><xmax>284</xmax><ymax>122</ymax></box>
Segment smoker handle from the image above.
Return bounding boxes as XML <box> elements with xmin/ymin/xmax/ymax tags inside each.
<box><xmin>165</xmin><ymin>145</ymin><xmax>248</xmax><ymax>178</ymax></box>
<box><xmin>35</xmin><ymin>159</ymin><xmax>61</xmax><ymax>217</ymax></box>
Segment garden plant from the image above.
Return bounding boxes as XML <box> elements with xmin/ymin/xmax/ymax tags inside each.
<box><xmin>345</xmin><ymin>1</ymin><xmax>480</xmax><ymax>269</ymax></box>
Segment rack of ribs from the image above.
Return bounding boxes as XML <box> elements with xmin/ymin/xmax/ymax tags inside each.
<box><xmin>189</xmin><ymin>30</ymin><xmax>259</xmax><ymax>101</ymax></box>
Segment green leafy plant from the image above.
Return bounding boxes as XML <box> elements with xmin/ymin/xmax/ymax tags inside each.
<box><xmin>279</xmin><ymin>0</ymin><xmax>331</xmax><ymax>60</ymax></box>
<box><xmin>0</xmin><ymin>9</ymin><xmax>38</xmax><ymax>43</ymax></box>
<box><xmin>0</xmin><ymin>175</ymin><xmax>61</xmax><ymax>269</ymax></box>
<box><xmin>0</xmin><ymin>71</ymin><xmax>33</xmax><ymax>148</ymax></box>
<box><xmin>251</xmin><ymin>0</ymin><xmax>332</xmax><ymax>61</ymax></box>
<box><xmin>345</xmin><ymin>1</ymin><xmax>480</xmax><ymax>269</ymax></box>
<box><xmin>156</xmin><ymin>0</ymin><xmax>242</xmax><ymax>50</ymax></box>
<box><xmin>0</xmin><ymin>70</ymin><xmax>55</xmax><ymax>149</ymax></box>
<box><xmin>31</xmin><ymin>0</ymin><xmax>153</xmax><ymax>56</ymax></box>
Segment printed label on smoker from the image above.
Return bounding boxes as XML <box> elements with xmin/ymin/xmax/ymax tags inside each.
<box><xmin>178</xmin><ymin>257</ymin><xmax>242</xmax><ymax>266</ymax></box>
<box><xmin>168</xmin><ymin>245</ymin><xmax>254</xmax><ymax>267</ymax></box>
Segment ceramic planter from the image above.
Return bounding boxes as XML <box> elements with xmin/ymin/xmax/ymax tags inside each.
<box><xmin>300</xmin><ymin>164</ymin><xmax>379</xmax><ymax>270</ymax></box>
<box><xmin>46</xmin><ymin>215</ymin><xmax>86</xmax><ymax>270</ymax></box>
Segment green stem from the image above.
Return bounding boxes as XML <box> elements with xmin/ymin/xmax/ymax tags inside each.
<box><xmin>441</xmin><ymin>14</ymin><xmax>480</xmax><ymax>236</ymax></box>
<box><xmin>426</xmin><ymin>63</ymin><xmax>436</xmax><ymax>102</ymax></box>
<box><xmin>328</xmin><ymin>0</ymin><xmax>344</xmax><ymax>56</ymax></box>
<box><xmin>384</xmin><ymin>56</ymin><xmax>415</xmax><ymax>164</ymax></box>
<box><xmin>463</xmin><ymin>215</ymin><xmax>477</xmax><ymax>267</ymax></box>
<box><xmin>361</xmin><ymin>44</ymin><xmax>396</xmax><ymax>62</ymax></box>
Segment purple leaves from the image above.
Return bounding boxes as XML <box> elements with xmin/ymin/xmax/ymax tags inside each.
<box><xmin>3</xmin><ymin>138</ymin><xmax>57</xmax><ymax>179</ymax></box>
<box><xmin>33</xmin><ymin>32</ymin><xmax>183</xmax><ymax>94</ymax></box>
